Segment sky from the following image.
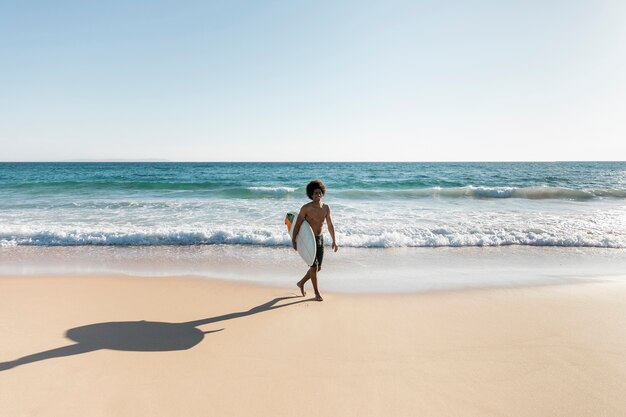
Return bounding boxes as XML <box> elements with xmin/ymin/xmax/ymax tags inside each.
<box><xmin>1</xmin><ymin>0</ymin><xmax>625</xmax><ymax>162</ymax></box>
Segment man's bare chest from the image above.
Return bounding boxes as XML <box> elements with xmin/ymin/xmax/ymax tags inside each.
<box><xmin>306</xmin><ymin>207</ymin><xmax>326</xmax><ymax>224</ymax></box>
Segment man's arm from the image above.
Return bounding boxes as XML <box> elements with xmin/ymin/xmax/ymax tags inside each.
<box><xmin>326</xmin><ymin>205</ymin><xmax>338</xmax><ymax>252</ymax></box>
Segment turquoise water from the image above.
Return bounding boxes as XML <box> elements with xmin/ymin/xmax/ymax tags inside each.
<box><xmin>1</xmin><ymin>162</ymin><xmax>625</xmax><ymax>248</ymax></box>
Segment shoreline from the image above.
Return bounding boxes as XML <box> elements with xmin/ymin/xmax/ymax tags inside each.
<box><xmin>2</xmin><ymin>245</ymin><xmax>626</xmax><ymax>293</ymax></box>
<box><xmin>2</xmin><ymin>274</ymin><xmax>626</xmax><ymax>416</ymax></box>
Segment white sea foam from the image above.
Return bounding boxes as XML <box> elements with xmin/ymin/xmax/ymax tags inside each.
<box><xmin>0</xmin><ymin>228</ymin><xmax>290</xmax><ymax>247</ymax></box>
<box><xmin>0</xmin><ymin>239</ymin><xmax>17</xmax><ymax>248</ymax></box>
<box><xmin>1</xmin><ymin>180</ymin><xmax>625</xmax><ymax>249</ymax></box>
<box><xmin>247</xmin><ymin>186</ymin><xmax>298</xmax><ymax>194</ymax></box>
<box><xmin>1</xmin><ymin>225</ymin><xmax>624</xmax><ymax>248</ymax></box>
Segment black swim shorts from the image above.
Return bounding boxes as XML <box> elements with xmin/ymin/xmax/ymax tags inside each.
<box><xmin>312</xmin><ymin>235</ymin><xmax>324</xmax><ymax>270</ymax></box>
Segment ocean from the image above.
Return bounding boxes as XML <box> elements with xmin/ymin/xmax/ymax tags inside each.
<box><xmin>1</xmin><ymin>161</ymin><xmax>625</xmax><ymax>249</ymax></box>
<box><xmin>2</xmin><ymin>161</ymin><xmax>625</xmax><ymax>291</ymax></box>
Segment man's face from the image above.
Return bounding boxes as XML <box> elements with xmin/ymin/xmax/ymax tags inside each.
<box><xmin>312</xmin><ymin>188</ymin><xmax>323</xmax><ymax>201</ymax></box>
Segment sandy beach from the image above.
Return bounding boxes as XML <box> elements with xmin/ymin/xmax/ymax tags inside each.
<box><xmin>2</xmin><ymin>273</ymin><xmax>625</xmax><ymax>417</ymax></box>
<box><xmin>4</xmin><ymin>0</ymin><xmax>626</xmax><ymax>413</ymax></box>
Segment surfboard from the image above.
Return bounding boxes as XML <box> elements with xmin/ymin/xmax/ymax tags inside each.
<box><xmin>285</xmin><ymin>212</ymin><xmax>317</xmax><ymax>267</ymax></box>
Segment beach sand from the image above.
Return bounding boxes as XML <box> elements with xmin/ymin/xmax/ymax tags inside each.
<box><xmin>1</xmin><ymin>274</ymin><xmax>625</xmax><ymax>417</ymax></box>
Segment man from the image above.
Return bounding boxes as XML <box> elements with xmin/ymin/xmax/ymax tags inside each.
<box><xmin>291</xmin><ymin>179</ymin><xmax>338</xmax><ymax>302</ymax></box>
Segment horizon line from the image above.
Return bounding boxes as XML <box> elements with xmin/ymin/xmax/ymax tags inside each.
<box><xmin>0</xmin><ymin>159</ymin><xmax>625</xmax><ymax>164</ymax></box>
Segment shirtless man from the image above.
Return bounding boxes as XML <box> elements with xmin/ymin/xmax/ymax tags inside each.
<box><xmin>291</xmin><ymin>179</ymin><xmax>338</xmax><ymax>302</ymax></box>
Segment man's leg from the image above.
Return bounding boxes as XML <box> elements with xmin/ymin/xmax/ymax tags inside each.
<box><xmin>310</xmin><ymin>265</ymin><xmax>323</xmax><ymax>301</ymax></box>
<box><xmin>297</xmin><ymin>269</ymin><xmax>310</xmax><ymax>296</ymax></box>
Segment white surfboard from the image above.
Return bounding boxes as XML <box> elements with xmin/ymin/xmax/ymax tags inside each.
<box><xmin>285</xmin><ymin>212</ymin><xmax>317</xmax><ymax>267</ymax></box>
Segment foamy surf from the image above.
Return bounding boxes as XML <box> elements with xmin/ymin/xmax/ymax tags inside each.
<box><xmin>1</xmin><ymin>223</ymin><xmax>624</xmax><ymax>248</ymax></box>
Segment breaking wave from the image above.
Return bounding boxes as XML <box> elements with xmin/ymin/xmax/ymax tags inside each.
<box><xmin>1</xmin><ymin>227</ymin><xmax>623</xmax><ymax>248</ymax></box>
<box><xmin>336</xmin><ymin>186</ymin><xmax>626</xmax><ymax>201</ymax></box>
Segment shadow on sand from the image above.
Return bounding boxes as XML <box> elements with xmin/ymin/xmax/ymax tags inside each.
<box><xmin>0</xmin><ymin>295</ymin><xmax>312</xmax><ymax>371</ymax></box>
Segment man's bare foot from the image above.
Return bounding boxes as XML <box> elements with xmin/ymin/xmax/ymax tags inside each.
<box><xmin>297</xmin><ymin>281</ymin><xmax>306</xmax><ymax>297</ymax></box>
<box><xmin>315</xmin><ymin>293</ymin><xmax>323</xmax><ymax>302</ymax></box>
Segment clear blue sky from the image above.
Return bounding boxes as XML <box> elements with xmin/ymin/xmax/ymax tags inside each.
<box><xmin>1</xmin><ymin>0</ymin><xmax>625</xmax><ymax>161</ymax></box>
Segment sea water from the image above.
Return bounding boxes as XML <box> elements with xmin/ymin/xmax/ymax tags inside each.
<box><xmin>1</xmin><ymin>161</ymin><xmax>625</xmax><ymax>248</ymax></box>
<box><xmin>1</xmin><ymin>162</ymin><xmax>625</xmax><ymax>291</ymax></box>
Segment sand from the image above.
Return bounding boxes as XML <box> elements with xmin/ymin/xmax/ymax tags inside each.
<box><xmin>1</xmin><ymin>274</ymin><xmax>626</xmax><ymax>417</ymax></box>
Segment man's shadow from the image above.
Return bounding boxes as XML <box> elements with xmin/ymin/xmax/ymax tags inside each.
<box><xmin>1</xmin><ymin>295</ymin><xmax>312</xmax><ymax>371</ymax></box>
